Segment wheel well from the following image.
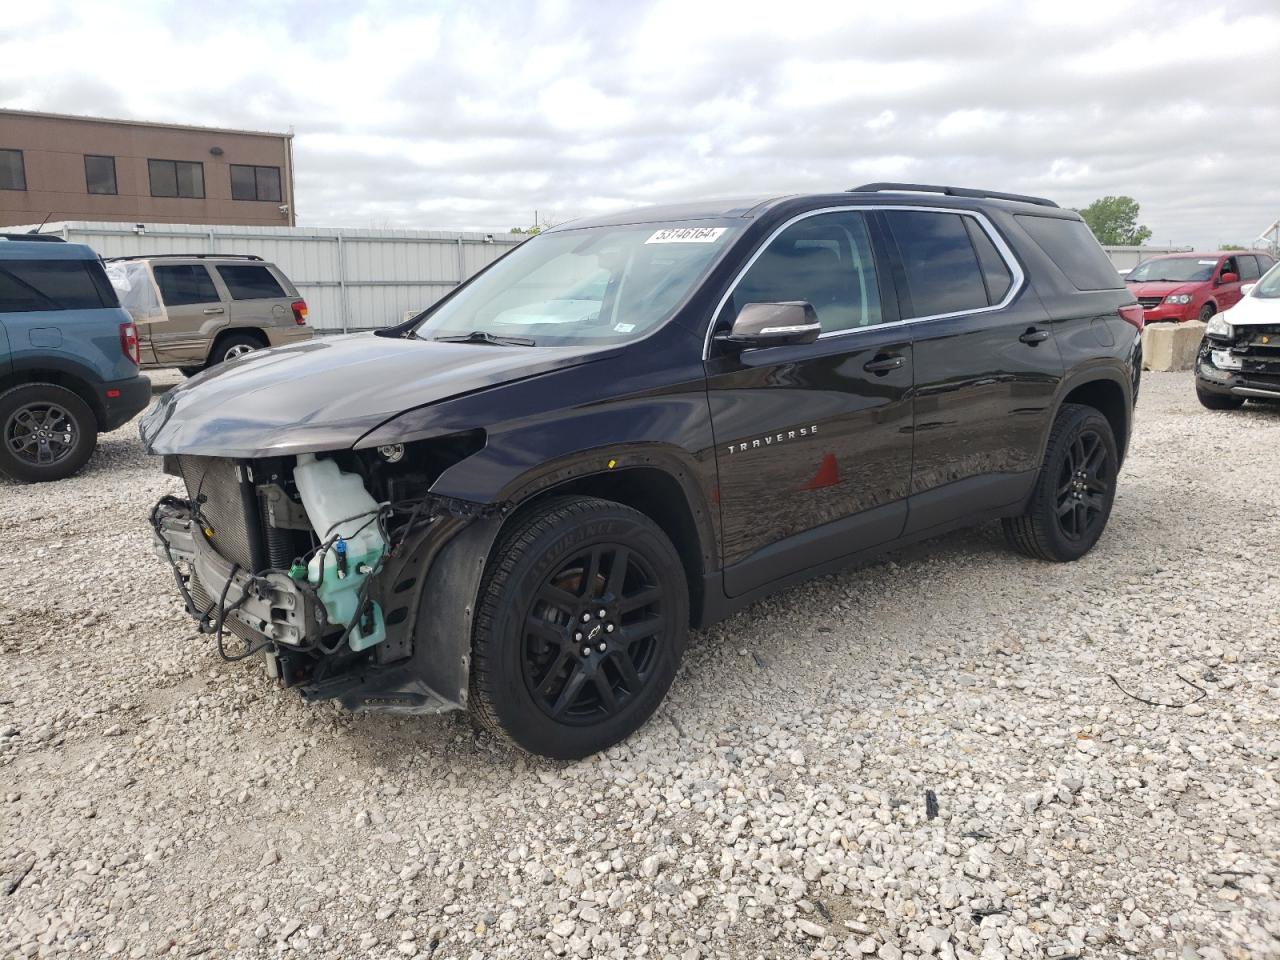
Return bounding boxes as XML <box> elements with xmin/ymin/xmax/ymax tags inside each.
<box><xmin>0</xmin><ymin>368</ymin><xmax>104</xmax><ymax>428</ymax></box>
<box><xmin>210</xmin><ymin>327</ymin><xmax>268</xmax><ymax>358</ymax></box>
<box><xmin>517</xmin><ymin>467</ymin><xmax>706</xmax><ymax>625</ymax></box>
<box><xmin>1062</xmin><ymin>379</ymin><xmax>1128</xmax><ymax>463</ymax></box>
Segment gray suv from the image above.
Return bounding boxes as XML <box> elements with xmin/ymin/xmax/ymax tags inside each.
<box><xmin>105</xmin><ymin>254</ymin><xmax>312</xmax><ymax>376</ymax></box>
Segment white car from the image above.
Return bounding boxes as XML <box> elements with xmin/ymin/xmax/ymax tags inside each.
<box><xmin>1196</xmin><ymin>261</ymin><xmax>1280</xmax><ymax>409</ymax></box>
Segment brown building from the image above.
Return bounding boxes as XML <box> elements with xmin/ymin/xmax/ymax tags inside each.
<box><xmin>0</xmin><ymin>109</ymin><xmax>295</xmax><ymax>229</ymax></box>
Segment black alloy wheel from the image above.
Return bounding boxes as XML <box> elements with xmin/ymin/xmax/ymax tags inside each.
<box><xmin>0</xmin><ymin>383</ymin><xmax>98</xmax><ymax>483</ymax></box>
<box><xmin>470</xmin><ymin>496</ymin><xmax>688</xmax><ymax>759</ymax></box>
<box><xmin>6</xmin><ymin>400</ymin><xmax>78</xmax><ymax>467</ymax></box>
<box><xmin>1003</xmin><ymin>403</ymin><xmax>1118</xmax><ymax>562</ymax></box>
<box><xmin>1054</xmin><ymin>428</ymin><xmax>1111</xmax><ymax>543</ymax></box>
<box><xmin>522</xmin><ymin>543</ymin><xmax>663</xmax><ymax>724</ymax></box>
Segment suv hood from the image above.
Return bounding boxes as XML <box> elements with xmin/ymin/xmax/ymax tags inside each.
<box><xmin>1221</xmin><ymin>295</ymin><xmax>1280</xmax><ymax>327</ymax></box>
<box><xmin>140</xmin><ymin>333</ymin><xmax>608</xmax><ymax>457</ymax></box>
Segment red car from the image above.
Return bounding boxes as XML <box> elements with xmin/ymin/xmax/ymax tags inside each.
<box><xmin>1125</xmin><ymin>250</ymin><xmax>1277</xmax><ymax>324</ymax></box>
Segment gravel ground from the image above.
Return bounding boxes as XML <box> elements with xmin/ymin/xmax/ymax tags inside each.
<box><xmin>2</xmin><ymin>369</ymin><xmax>1278</xmax><ymax>960</ymax></box>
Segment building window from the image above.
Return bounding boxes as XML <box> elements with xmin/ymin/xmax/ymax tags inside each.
<box><xmin>84</xmin><ymin>155</ymin><xmax>118</xmax><ymax>195</ymax></box>
<box><xmin>230</xmin><ymin>164</ymin><xmax>282</xmax><ymax>202</ymax></box>
<box><xmin>0</xmin><ymin>149</ymin><xmax>26</xmax><ymax>191</ymax></box>
<box><xmin>148</xmin><ymin>159</ymin><xmax>205</xmax><ymax>199</ymax></box>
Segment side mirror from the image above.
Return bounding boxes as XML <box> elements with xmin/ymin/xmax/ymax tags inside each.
<box><xmin>1241</xmin><ymin>282</ymin><xmax>1256</xmax><ymax>297</ymax></box>
<box><xmin>1219</xmin><ymin>271</ymin><xmax>1239</xmax><ymax>285</ymax></box>
<box><xmin>715</xmin><ymin>302</ymin><xmax>821</xmax><ymax>349</ymax></box>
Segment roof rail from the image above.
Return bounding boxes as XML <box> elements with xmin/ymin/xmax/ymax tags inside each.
<box><xmin>102</xmin><ymin>253</ymin><xmax>264</xmax><ymax>262</ymax></box>
<box><xmin>847</xmin><ymin>182</ymin><xmax>1059</xmax><ymax>209</ymax></box>
<box><xmin>0</xmin><ymin>232</ymin><xmax>66</xmax><ymax>242</ymax></box>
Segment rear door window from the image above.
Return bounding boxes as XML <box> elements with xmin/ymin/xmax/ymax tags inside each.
<box><xmin>884</xmin><ymin>211</ymin><xmax>989</xmax><ymax>318</ymax></box>
<box><xmin>216</xmin><ymin>264</ymin><xmax>286</xmax><ymax>300</ymax></box>
<box><xmin>1015</xmin><ymin>215</ymin><xmax>1124</xmax><ymax>291</ymax></box>
<box><xmin>153</xmin><ymin>264</ymin><xmax>220</xmax><ymax>305</ymax></box>
<box><xmin>0</xmin><ymin>259</ymin><xmax>114</xmax><ymax>313</ymax></box>
<box><xmin>1237</xmin><ymin>255</ymin><xmax>1260</xmax><ymax>281</ymax></box>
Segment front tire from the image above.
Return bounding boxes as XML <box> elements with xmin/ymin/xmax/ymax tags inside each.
<box><xmin>0</xmin><ymin>383</ymin><xmax>98</xmax><ymax>483</ymax></box>
<box><xmin>1196</xmin><ymin>385</ymin><xmax>1244</xmax><ymax>410</ymax></box>
<box><xmin>470</xmin><ymin>496</ymin><xmax>688</xmax><ymax>760</ymax></box>
<box><xmin>1003</xmin><ymin>403</ymin><xmax>1118</xmax><ymax>562</ymax></box>
<box><xmin>1197</xmin><ymin>303</ymin><xmax>1216</xmax><ymax>324</ymax></box>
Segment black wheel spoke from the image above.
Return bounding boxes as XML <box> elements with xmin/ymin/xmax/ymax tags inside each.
<box><xmin>549</xmin><ymin>665</ymin><xmax>589</xmax><ymax>718</ymax></box>
<box><xmin>619</xmin><ymin>586</ymin><xmax>660</xmax><ymax>614</ymax></box>
<box><xmin>610</xmin><ymin>650</ymin><xmax>642</xmax><ymax>691</ymax></box>
<box><xmin>591</xmin><ymin>669</ymin><xmax>618</xmax><ymax>712</ymax></box>
<box><xmin>620</xmin><ymin>615</ymin><xmax>662</xmax><ymax>645</ymax></box>
<box><xmin>537</xmin><ymin>583</ymin><xmax>579</xmax><ymax>613</ymax></box>
<box><xmin>604</xmin><ymin>547</ymin><xmax>629</xmax><ymax>599</ymax></box>
<box><xmin>536</xmin><ymin>649</ymin><xmax>572</xmax><ymax>697</ymax></box>
<box><xmin>580</xmin><ymin>548</ymin><xmax>603</xmax><ymax>598</ymax></box>
<box><xmin>526</xmin><ymin>616</ymin><xmax>565</xmax><ymax>649</ymax></box>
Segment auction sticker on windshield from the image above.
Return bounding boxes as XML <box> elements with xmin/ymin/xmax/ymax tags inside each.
<box><xmin>646</xmin><ymin>227</ymin><xmax>727</xmax><ymax>244</ymax></box>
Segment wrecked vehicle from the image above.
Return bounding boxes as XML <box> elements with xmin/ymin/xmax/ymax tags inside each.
<box><xmin>1195</xmin><ymin>260</ymin><xmax>1280</xmax><ymax>409</ymax></box>
<box><xmin>143</xmin><ymin>183</ymin><xmax>1141</xmax><ymax>759</ymax></box>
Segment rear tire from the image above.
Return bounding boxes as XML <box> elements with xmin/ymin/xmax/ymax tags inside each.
<box><xmin>470</xmin><ymin>496</ymin><xmax>688</xmax><ymax>760</ymax></box>
<box><xmin>210</xmin><ymin>333</ymin><xmax>264</xmax><ymax>366</ymax></box>
<box><xmin>1196</xmin><ymin>385</ymin><xmax>1244</xmax><ymax>410</ymax></box>
<box><xmin>0</xmin><ymin>383</ymin><xmax>98</xmax><ymax>483</ymax></box>
<box><xmin>1003</xmin><ymin>403</ymin><xmax>1117</xmax><ymax>562</ymax></box>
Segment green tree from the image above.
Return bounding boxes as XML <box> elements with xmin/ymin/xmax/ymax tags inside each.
<box><xmin>510</xmin><ymin>225</ymin><xmax>541</xmax><ymax>235</ymax></box>
<box><xmin>1218</xmin><ymin>243</ymin><xmax>1246</xmax><ymax>251</ymax></box>
<box><xmin>1073</xmin><ymin>196</ymin><xmax>1153</xmax><ymax>246</ymax></box>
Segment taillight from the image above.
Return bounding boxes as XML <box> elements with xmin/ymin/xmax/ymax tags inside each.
<box><xmin>119</xmin><ymin>321</ymin><xmax>141</xmax><ymax>365</ymax></box>
<box><xmin>1118</xmin><ymin>304</ymin><xmax>1145</xmax><ymax>331</ymax></box>
<box><xmin>291</xmin><ymin>299</ymin><xmax>308</xmax><ymax>325</ymax></box>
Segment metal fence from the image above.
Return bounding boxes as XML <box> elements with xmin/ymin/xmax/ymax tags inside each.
<box><xmin>20</xmin><ymin>221</ymin><xmax>525</xmax><ymax>334</ymax></box>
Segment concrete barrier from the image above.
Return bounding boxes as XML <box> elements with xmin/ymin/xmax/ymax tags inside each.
<box><xmin>1142</xmin><ymin>320</ymin><xmax>1205</xmax><ymax>372</ymax></box>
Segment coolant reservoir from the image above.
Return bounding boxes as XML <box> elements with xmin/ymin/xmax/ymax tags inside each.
<box><xmin>293</xmin><ymin>453</ymin><xmax>387</xmax><ymax>651</ymax></box>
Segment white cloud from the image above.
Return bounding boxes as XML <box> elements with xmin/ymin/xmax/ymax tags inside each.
<box><xmin>1</xmin><ymin>0</ymin><xmax>1278</xmax><ymax>246</ymax></box>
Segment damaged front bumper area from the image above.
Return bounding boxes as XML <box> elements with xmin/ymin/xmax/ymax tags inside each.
<box><xmin>150</xmin><ymin>495</ymin><xmax>327</xmax><ymax>649</ymax></box>
<box><xmin>149</xmin><ymin>448</ymin><xmax>503</xmax><ymax>716</ymax></box>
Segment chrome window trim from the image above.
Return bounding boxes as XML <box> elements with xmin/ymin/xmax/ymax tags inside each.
<box><xmin>702</xmin><ymin>204</ymin><xmax>1026</xmax><ymax>359</ymax></box>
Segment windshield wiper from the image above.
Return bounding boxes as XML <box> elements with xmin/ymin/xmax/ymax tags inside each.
<box><xmin>430</xmin><ymin>330</ymin><xmax>536</xmax><ymax>347</ymax></box>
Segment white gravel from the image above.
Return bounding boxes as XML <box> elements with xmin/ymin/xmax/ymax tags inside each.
<box><xmin>2</xmin><ymin>369</ymin><xmax>1278</xmax><ymax>960</ymax></box>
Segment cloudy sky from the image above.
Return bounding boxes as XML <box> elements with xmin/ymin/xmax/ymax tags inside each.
<box><xmin>4</xmin><ymin>0</ymin><xmax>1279</xmax><ymax>247</ymax></box>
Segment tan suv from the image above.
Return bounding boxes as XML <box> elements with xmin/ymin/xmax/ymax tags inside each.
<box><xmin>105</xmin><ymin>254</ymin><xmax>312</xmax><ymax>375</ymax></box>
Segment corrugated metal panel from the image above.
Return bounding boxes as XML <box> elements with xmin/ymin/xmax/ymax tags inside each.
<box><xmin>16</xmin><ymin>220</ymin><xmax>523</xmax><ymax>333</ymax></box>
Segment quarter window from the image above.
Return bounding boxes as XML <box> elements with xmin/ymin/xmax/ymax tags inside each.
<box><xmin>1016</xmin><ymin>215</ymin><xmax>1124</xmax><ymax>291</ymax></box>
<box><xmin>153</xmin><ymin>264</ymin><xmax>220</xmax><ymax>306</ymax></box>
<box><xmin>216</xmin><ymin>264</ymin><xmax>285</xmax><ymax>300</ymax></box>
<box><xmin>84</xmin><ymin>155</ymin><xmax>118</xmax><ymax>195</ymax></box>
<box><xmin>963</xmin><ymin>217</ymin><xmax>1013</xmax><ymax>304</ymax></box>
<box><xmin>0</xmin><ymin>149</ymin><xmax>26</xmax><ymax>191</ymax></box>
<box><xmin>728</xmin><ymin>211</ymin><xmax>883</xmax><ymax>335</ymax></box>
<box><xmin>230</xmin><ymin>164</ymin><xmax>283</xmax><ymax>202</ymax></box>
<box><xmin>885</xmin><ymin>211</ymin><xmax>989</xmax><ymax>318</ymax></box>
<box><xmin>148</xmin><ymin>159</ymin><xmax>205</xmax><ymax>199</ymax></box>
<box><xmin>0</xmin><ymin>260</ymin><xmax>113</xmax><ymax>313</ymax></box>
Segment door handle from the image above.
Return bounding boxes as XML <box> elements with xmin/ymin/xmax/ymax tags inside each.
<box><xmin>203</xmin><ymin>307</ymin><xmax>225</xmax><ymax>315</ymax></box>
<box><xmin>1019</xmin><ymin>328</ymin><xmax>1050</xmax><ymax>345</ymax></box>
<box><xmin>863</xmin><ymin>355</ymin><xmax>905</xmax><ymax>373</ymax></box>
